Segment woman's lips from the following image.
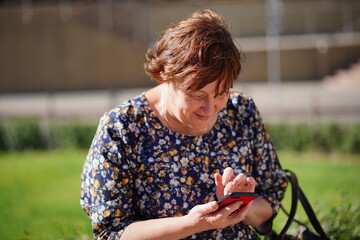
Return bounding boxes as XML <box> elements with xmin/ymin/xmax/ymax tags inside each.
<box><xmin>195</xmin><ymin>113</ymin><xmax>211</xmax><ymax>121</ymax></box>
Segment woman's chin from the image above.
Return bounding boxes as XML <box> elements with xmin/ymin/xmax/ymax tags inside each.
<box><xmin>190</xmin><ymin>122</ymin><xmax>213</xmax><ymax>134</ymax></box>
<box><xmin>185</xmin><ymin>115</ymin><xmax>217</xmax><ymax>135</ymax></box>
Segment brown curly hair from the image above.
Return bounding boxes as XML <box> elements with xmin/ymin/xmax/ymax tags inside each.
<box><xmin>144</xmin><ymin>9</ymin><xmax>241</xmax><ymax>95</ymax></box>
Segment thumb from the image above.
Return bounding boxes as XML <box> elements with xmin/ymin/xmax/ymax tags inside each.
<box><xmin>200</xmin><ymin>201</ymin><xmax>218</xmax><ymax>214</ymax></box>
<box><xmin>189</xmin><ymin>201</ymin><xmax>218</xmax><ymax>218</ymax></box>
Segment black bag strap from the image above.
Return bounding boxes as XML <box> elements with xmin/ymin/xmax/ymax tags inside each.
<box><xmin>280</xmin><ymin>169</ymin><xmax>330</xmax><ymax>240</ymax></box>
<box><xmin>298</xmin><ymin>186</ymin><xmax>329</xmax><ymax>239</ymax></box>
<box><xmin>277</xmin><ymin>169</ymin><xmax>299</xmax><ymax>239</ymax></box>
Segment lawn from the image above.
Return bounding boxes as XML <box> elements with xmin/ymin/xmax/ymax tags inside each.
<box><xmin>272</xmin><ymin>151</ymin><xmax>360</xmax><ymax>238</ymax></box>
<box><xmin>0</xmin><ymin>150</ymin><xmax>92</xmax><ymax>240</ymax></box>
<box><xmin>0</xmin><ymin>150</ymin><xmax>359</xmax><ymax>239</ymax></box>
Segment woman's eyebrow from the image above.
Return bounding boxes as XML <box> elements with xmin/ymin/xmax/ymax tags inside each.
<box><xmin>191</xmin><ymin>90</ymin><xmax>207</xmax><ymax>95</ymax></box>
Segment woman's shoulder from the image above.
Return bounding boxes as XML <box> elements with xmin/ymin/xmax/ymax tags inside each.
<box><xmin>227</xmin><ymin>91</ymin><xmax>256</xmax><ymax>115</ymax></box>
<box><xmin>99</xmin><ymin>92</ymin><xmax>149</xmax><ymax>126</ymax></box>
<box><xmin>229</xmin><ymin>91</ymin><xmax>253</xmax><ymax>106</ymax></box>
<box><xmin>225</xmin><ymin>90</ymin><xmax>265</xmax><ymax>133</ymax></box>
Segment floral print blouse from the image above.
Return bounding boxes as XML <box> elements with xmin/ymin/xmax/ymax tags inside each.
<box><xmin>80</xmin><ymin>91</ymin><xmax>287</xmax><ymax>240</ymax></box>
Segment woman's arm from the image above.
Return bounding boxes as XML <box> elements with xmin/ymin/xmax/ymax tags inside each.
<box><xmin>121</xmin><ymin>215</ymin><xmax>196</xmax><ymax>240</ymax></box>
<box><xmin>120</xmin><ymin>200</ymin><xmax>251</xmax><ymax>240</ymax></box>
<box><xmin>242</xmin><ymin>197</ymin><xmax>273</xmax><ymax>227</ymax></box>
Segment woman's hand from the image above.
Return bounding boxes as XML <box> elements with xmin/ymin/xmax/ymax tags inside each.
<box><xmin>214</xmin><ymin>167</ymin><xmax>256</xmax><ymax>200</ymax></box>
<box><xmin>213</xmin><ymin>168</ymin><xmax>273</xmax><ymax>227</ymax></box>
<box><xmin>120</xmin><ymin>199</ymin><xmax>252</xmax><ymax>240</ymax></box>
<box><xmin>186</xmin><ymin>200</ymin><xmax>252</xmax><ymax>232</ymax></box>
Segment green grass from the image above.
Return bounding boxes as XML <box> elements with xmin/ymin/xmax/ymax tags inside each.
<box><xmin>0</xmin><ymin>150</ymin><xmax>359</xmax><ymax>239</ymax></box>
<box><xmin>0</xmin><ymin>150</ymin><xmax>92</xmax><ymax>240</ymax></box>
<box><xmin>272</xmin><ymin>151</ymin><xmax>360</xmax><ymax>238</ymax></box>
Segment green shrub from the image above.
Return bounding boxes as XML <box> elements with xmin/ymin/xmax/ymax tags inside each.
<box><xmin>322</xmin><ymin>201</ymin><xmax>360</xmax><ymax>240</ymax></box>
<box><xmin>0</xmin><ymin>124</ymin><xmax>6</xmax><ymax>151</ymax></box>
<box><xmin>267</xmin><ymin>123</ymin><xmax>290</xmax><ymax>150</ymax></box>
<box><xmin>342</xmin><ymin>124</ymin><xmax>360</xmax><ymax>154</ymax></box>
<box><xmin>0</xmin><ymin>118</ymin><xmax>96</xmax><ymax>151</ymax></box>
<box><xmin>312</xmin><ymin>123</ymin><xmax>344</xmax><ymax>153</ymax></box>
<box><xmin>291</xmin><ymin>124</ymin><xmax>314</xmax><ymax>152</ymax></box>
<box><xmin>1</xmin><ymin>118</ymin><xmax>46</xmax><ymax>150</ymax></box>
<box><xmin>267</xmin><ymin>122</ymin><xmax>360</xmax><ymax>154</ymax></box>
<box><xmin>49</xmin><ymin>122</ymin><xmax>95</xmax><ymax>149</ymax></box>
<box><xmin>279</xmin><ymin>201</ymin><xmax>360</xmax><ymax>240</ymax></box>
<box><xmin>0</xmin><ymin>118</ymin><xmax>359</xmax><ymax>153</ymax></box>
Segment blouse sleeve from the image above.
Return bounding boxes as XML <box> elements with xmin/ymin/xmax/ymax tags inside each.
<box><xmin>243</xmin><ymin>95</ymin><xmax>288</xmax><ymax>216</ymax></box>
<box><xmin>80</xmin><ymin>111</ymin><xmax>137</xmax><ymax>239</ymax></box>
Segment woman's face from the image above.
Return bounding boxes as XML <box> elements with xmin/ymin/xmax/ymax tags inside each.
<box><xmin>166</xmin><ymin>80</ymin><xmax>229</xmax><ymax>135</ymax></box>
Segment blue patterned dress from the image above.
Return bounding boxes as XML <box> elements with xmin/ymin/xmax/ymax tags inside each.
<box><xmin>80</xmin><ymin>91</ymin><xmax>287</xmax><ymax>239</ymax></box>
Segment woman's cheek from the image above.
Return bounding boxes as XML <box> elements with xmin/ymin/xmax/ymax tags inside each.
<box><xmin>184</xmin><ymin>98</ymin><xmax>201</xmax><ymax>111</ymax></box>
<box><xmin>216</xmin><ymin>98</ymin><xmax>228</xmax><ymax>111</ymax></box>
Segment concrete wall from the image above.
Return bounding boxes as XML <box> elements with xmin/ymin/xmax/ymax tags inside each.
<box><xmin>240</xmin><ymin>43</ymin><xmax>360</xmax><ymax>82</ymax></box>
<box><xmin>0</xmin><ymin>4</ymin><xmax>149</xmax><ymax>92</ymax></box>
<box><xmin>0</xmin><ymin>0</ymin><xmax>359</xmax><ymax>92</ymax></box>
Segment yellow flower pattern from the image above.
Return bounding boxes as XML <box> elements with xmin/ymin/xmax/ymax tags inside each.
<box><xmin>80</xmin><ymin>91</ymin><xmax>287</xmax><ymax>240</ymax></box>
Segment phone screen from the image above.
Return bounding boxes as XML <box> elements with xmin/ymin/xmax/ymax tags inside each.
<box><xmin>217</xmin><ymin>192</ymin><xmax>257</xmax><ymax>209</ymax></box>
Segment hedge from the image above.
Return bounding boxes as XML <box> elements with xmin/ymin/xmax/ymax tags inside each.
<box><xmin>0</xmin><ymin>118</ymin><xmax>359</xmax><ymax>154</ymax></box>
<box><xmin>0</xmin><ymin>118</ymin><xmax>97</xmax><ymax>151</ymax></box>
<box><xmin>267</xmin><ymin>122</ymin><xmax>360</xmax><ymax>154</ymax></box>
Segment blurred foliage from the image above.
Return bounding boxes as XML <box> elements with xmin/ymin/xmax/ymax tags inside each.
<box><xmin>0</xmin><ymin>118</ymin><xmax>359</xmax><ymax>154</ymax></box>
<box><xmin>0</xmin><ymin>118</ymin><xmax>45</xmax><ymax>150</ymax></box>
<box><xmin>322</xmin><ymin>201</ymin><xmax>360</xmax><ymax>240</ymax></box>
<box><xmin>0</xmin><ymin>118</ymin><xmax>96</xmax><ymax>151</ymax></box>
<box><xmin>267</xmin><ymin>122</ymin><xmax>360</xmax><ymax>154</ymax></box>
<box><xmin>270</xmin><ymin>153</ymin><xmax>360</xmax><ymax>240</ymax></box>
<box><xmin>48</xmin><ymin>121</ymin><xmax>96</xmax><ymax>149</ymax></box>
<box><xmin>277</xmin><ymin>200</ymin><xmax>360</xmax><ymax>240</ymax></box>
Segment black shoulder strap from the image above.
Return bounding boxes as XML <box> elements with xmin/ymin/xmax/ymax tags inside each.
<box><xmin>298</xmin><ymin>186</ymin><xmax>329</xmax><ymax>240</ymax></box>
<box><xmin>277</xmin><ymin>169</ymin><xmax>299</xmax><ymax>239</ymax></box>
<box><xmin>282</xmin><ymin>169</ymin><xmax>330</xmax><ymax>240</ymax></box>
<box><xmin>255</xmin><ymin>169</ymin><xmax>330</xmax><ymax>240</ymax></box>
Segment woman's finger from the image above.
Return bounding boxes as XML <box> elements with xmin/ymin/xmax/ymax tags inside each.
<box><xmin>222</xmin><ymin>167</ymin><xmax>234</xmax><ymax>186</ymax></box>
<box><xmin>214</xmin><ymin>173</ymin><xmax>225</xmax><ymax>199</ymax></box>
<box><xmin>232</xmin><ymin>173</ymin><xmax>247</xmax><ymax>187</ymax></box>
<box><xmin>246</xmin><ymin>177</ymin><xmax>256</xmax><ymax>192</ymax></box>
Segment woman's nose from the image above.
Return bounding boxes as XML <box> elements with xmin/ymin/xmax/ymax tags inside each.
<box><xmin>200</xmin><ymin>97</ymin><xmax>217</xmax><ymax>114</ymax></box>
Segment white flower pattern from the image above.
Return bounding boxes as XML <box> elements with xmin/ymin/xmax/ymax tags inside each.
<box><xmin>80</xmin><ymin>91</ymin><xmax>287</xmax><ymax>240</ymax></box>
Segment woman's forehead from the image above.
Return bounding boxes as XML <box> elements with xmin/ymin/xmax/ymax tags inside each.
<box><xmin>174</xmin><ymin>77</ymin><xmax>231</xmax><ymax>95</ymax></box>
<box><xmin>195</xmin><ymin>80</ymin><xmax>229</xmax><ymax>93</ymax></box>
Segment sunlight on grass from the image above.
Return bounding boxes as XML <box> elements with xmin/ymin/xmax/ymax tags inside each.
<box><xmin>0</xmin><ymin>150</ymin><xmax>92</xmax><ymax>240</ymax></box>
<box><xmin>272</xmin><ymin>151</ymin><xmax>360</xmax><ymax>237</ymax></box>
<box><xmin>0</xmin><ymin>150</ymin><xmax>359</xmax><ymax>239</ymax></box>
<box><xmin>279</xmin><ymin>151</ymin><xmax>360</xmax><ymax>207</ymax></box>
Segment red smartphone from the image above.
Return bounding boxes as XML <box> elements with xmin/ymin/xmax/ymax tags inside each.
<box><xmin>217</xmin><ymin>192</ymin><xmax>257</xmax><ymax>209</ymax></box>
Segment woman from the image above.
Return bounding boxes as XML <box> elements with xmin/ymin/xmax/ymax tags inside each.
<box><xmin>81</xmin><ymin>9</ymin><xmax>287</xmax><ymax>240</ymax></box>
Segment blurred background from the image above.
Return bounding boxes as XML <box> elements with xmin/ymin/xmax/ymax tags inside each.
<box><xmin>0</xmin><ymin>0</ymin><xmax>359</xmax><ymax>121</ymax></box>
<box><xmin>0</xmin><ymin>0</ymin><xmax>359</xmax><ymax>239</ymax></box>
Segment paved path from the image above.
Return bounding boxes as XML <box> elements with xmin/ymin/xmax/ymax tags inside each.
<box><xmin>1</xmin><ymin>82</ymin><xmax>359</xmax><ymax>123</ymax></box>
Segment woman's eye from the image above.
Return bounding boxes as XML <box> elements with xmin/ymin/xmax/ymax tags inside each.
<box><xmin>191</xmin><ymin>93</ymin><xmax>205</xmax><ymax>99</ymax></box>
